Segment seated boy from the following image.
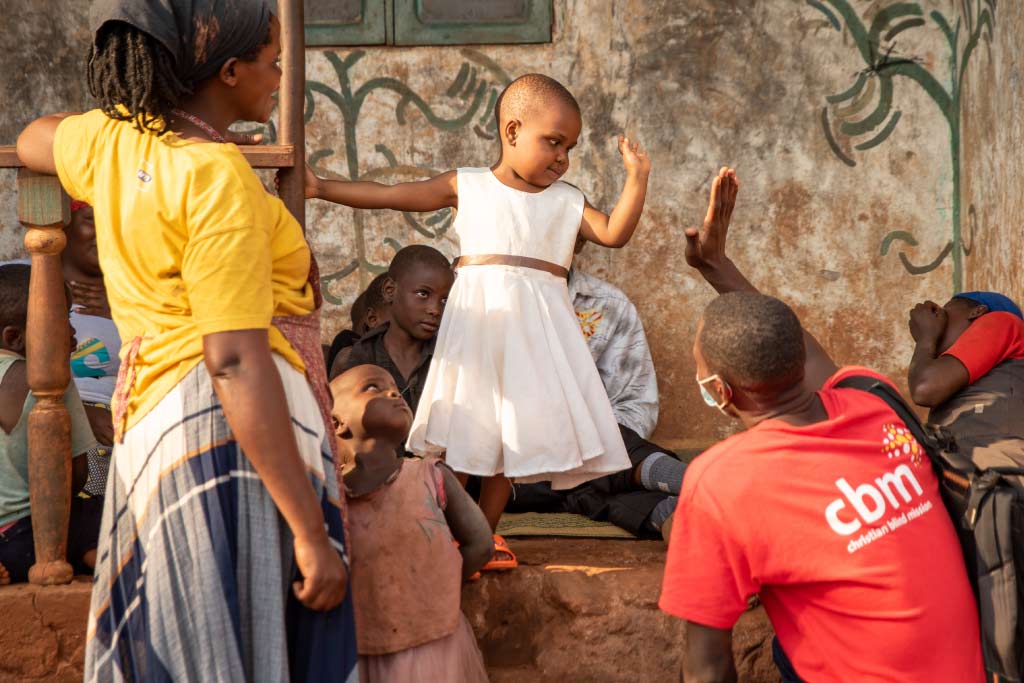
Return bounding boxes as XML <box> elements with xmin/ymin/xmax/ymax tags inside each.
<box><xmin>0</xmin><ymin>264</ymin><xmax>102</xmax><ymax>584</ymax></box>
<box><xmin>330</xmin><ymin>246</ymin><xmax>452</xmax><ymax>417</ymax></box>
<box><xmin>506</xmin><ymin>242</ymin><xmax>684</xmax><ymax>538</ymax></box>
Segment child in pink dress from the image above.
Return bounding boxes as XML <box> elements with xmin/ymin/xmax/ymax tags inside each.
<box><xmin>310</xmin><ymin>74</ymin><xmax>651</xmax><ymax>568</ymax></box>
<box><xmin>331</xmin><ymin>364</ymin><xmax>494</xmax><ymax>682</ymax></box>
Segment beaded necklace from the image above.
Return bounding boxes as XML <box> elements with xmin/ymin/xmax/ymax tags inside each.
<box><xmin>170</xmin><ymin>108</ymin><xmax>226</xmax><ymax>143</ymax></box>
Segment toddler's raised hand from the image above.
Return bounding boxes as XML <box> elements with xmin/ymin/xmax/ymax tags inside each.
<box><xmin>618</xmin><ymin>136</ymin><xmax>651</xmax><ymax>176</ymax></box>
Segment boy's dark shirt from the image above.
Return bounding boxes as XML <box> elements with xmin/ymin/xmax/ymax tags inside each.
<box><xmin>333</xmin><ymin>322</ymin><xmax>435</xmax><ymax>414</ymax></box>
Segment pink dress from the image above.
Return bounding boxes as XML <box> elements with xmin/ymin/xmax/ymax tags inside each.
<box><xmin>346</xmin><ymin>457</ymin><xmax>488</xmax><ymax>682</ymax></box>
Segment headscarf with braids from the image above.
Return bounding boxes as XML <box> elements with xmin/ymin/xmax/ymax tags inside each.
<box><xmin>87</xmin><ymin>0</ymin><xmax>271</xmax><ymax>134</ymax></box>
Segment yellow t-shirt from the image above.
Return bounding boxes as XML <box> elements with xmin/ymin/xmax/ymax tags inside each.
<box><xmin>54</xmin><ymin>110</ymin><xmax>314</xmax><ymax>430</ymax></box>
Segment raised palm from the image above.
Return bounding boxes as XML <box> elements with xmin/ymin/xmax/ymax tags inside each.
<box><xmin>684</xmin><ymin>167</ymin><xmax>738</xmax><ymax>270</ymax></box>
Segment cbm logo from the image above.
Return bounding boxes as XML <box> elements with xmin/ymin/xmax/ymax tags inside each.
<box><xmin>825</xmin><ymin>464</ymin><xmax>924</xmax><ymax>536</ymax></box>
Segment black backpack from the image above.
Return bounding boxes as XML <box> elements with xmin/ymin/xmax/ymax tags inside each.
<box><xmin>837</xmin><ymin>376</ymin><xmax>1024</xmax><ymax>682</ymax></box>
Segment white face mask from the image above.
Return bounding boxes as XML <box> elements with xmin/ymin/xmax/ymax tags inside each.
<box><xmin>696</xmin><ymin>373</ymin><xmax>733</xmax><ymax>416</ymax></box>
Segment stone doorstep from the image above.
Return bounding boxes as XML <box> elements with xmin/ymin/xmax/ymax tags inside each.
<box><xmin>463</xmin><ymin>538</ymin><xmax>779</xmax><ymax>683</ymax></box>
<box><xmin>0</xmin><ymin>540</ymin><xmax>779</xmax><ymax>683</ymax></box>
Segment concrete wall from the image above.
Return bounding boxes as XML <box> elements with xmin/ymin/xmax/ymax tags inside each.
<box><xmin>961</xmin><ymin>1</ymin><xmax>1023</xmax><ymax>299</ymax></box>
<box><xmin>2</xmin><ymin>1</ymin><xmax>1007</xmax><ymax>449</ymax></box>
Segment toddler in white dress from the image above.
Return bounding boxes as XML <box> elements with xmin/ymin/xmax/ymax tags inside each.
<box><xmin>307</xmin><ymin>74</ymin><xmax>651</xmax><ymax>569</ymax></box>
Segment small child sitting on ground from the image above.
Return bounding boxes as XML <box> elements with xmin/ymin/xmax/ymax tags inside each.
<box><xmin>330</xmin><ymin>246</ymin><xmax>453</xmax><ymax>418</ymax></box>
<box><xmin>0</xmin><ymin>264</ymin><xmax>102</xmax><ymax>584</ymax></box>
<box><xmin>331</xmin><ymin>364</ymin><xmax>493</xmax><ymax>682</ymax></box>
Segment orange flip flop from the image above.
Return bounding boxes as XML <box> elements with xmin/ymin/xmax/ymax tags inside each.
<box><xmin>481</xmin><ymin>534</ymin><xmax>518</xmax><ymax>571</ymax></box>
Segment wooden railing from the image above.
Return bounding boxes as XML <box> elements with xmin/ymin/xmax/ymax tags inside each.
<box><xmin>0</xmin><ymin>0</ymin><xmax>306</xmax><ymax>586</ymax></box>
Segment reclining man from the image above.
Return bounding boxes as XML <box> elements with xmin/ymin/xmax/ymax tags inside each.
<box><xmin>907</xmin><ymin>291</ymin><xmax>1024</xmax><ymax>474</ymax></box>
<box><xmin>659</xmin><ymin>168</ymin><xmax>984</xmax><ymax>683</ymax></box>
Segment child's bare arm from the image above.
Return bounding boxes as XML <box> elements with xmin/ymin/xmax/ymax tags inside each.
<box><xmin>438</xmin><ymin>464</ymin><xmax>494</xmax><ymax>579</ymax></box>
<box><xmin>302</xmin><ymin>165</ymin><xmax>458</xmax><ymax>212</ymax></box>
<box><xmin>0</xmin><ymin>359</ymin><xmax>29</xmax><ymax>434</ymax></box>
<box><xmin>579</xmin><ymin>136</ymin><xmax>651</xmax><ymax>248</ymax></box>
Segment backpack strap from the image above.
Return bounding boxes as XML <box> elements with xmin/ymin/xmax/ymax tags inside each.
<box><xmin>834</xmin><ymin>375</ymin><xmax>978</xmax><ymax>478</ymax></box>
<box><xmin>835</xmin><ymin>376</ymin><xmax>931</xmax><ymax>445</ymax></box>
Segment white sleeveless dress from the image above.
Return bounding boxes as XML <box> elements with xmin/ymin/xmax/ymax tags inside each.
<box><xmin>406</xmin><ymin>167</ymin><xmax>630</xmax><ymax>489</ymax></box>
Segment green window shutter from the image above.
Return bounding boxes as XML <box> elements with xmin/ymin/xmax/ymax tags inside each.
<box><xmin>392</xmin><ymin>0</ymin><xmax>552</xmax><ymax>46</ymax></box>
<box><xmin>305</xmin><ymin>0</ymin><xmax>387</xmax><ymax>46</ymax></box>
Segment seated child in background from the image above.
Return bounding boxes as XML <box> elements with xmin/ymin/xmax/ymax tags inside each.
<box><xmin>0</xmin><ymin>264</ymin><xmax>102</xmax><ymax>584</ymax></box>
<box><xmin>325</xmin><ymin>292</ymin><xmax>366</xmax><ymax>369</ymax></box>
<box><xmin>325</xmin><ymin>272</ymin><xmax>392</xmax><ymax>371</ymax></box>
<box><xmin>509</xmin><ymin>241</ymin><xmax>685</xmax><ymax>538</ymax></box>
<box><xmin>307</xmin><ymin>73</ymin><xmax>650</xmax><ymax>571</ymax></box>
<box><xmin>63</xmin><ymin>201</ymin><xmax>119</xmax><ymax>496</ymax></box>
<box><xmin>331</xmin><ymin>365</ymin><xmax>492</xmax><ymax>683</ymax></box>
<box><xmin>330</xmin><ymin>246</ymin><xmax>452</xmax><ymax>419</ymax></box>
<box><xmin>358</xmin><ymin>271</ymin><xmax>393</xmax><ymax>334</ymax></box>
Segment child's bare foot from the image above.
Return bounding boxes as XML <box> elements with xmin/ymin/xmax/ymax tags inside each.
<box><xmin>0</xmin><ymin>561</ymin><xmax>10</xmax><ymax>585</ymax></box>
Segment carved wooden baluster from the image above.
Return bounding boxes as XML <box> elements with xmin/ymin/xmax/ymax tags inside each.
<box><xmin>277</xmin><ymin>0</ymin><xmax>306</xmax><ymax>230</ymax></box>
<box><xmin>17</xmin><ymin>169</ymin><xmax>73</xmax><ymax>586</ymax></box>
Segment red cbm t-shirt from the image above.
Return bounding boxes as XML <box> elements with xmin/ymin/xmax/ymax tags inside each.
<box><xmin>944</xmin><ymin>311</ymin><xmax>1024</xmax><ymax>383</ymax></box>
<box><xmin>660</xmin><ymin>367</ymin><xmax>983</xmax><ymax>683</ymax></box>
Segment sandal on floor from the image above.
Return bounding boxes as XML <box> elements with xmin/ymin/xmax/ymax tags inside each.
<box><xmin>481</xmin><ymin>534</ymin><xmax>518</xmax><ymax>571</ymax></box>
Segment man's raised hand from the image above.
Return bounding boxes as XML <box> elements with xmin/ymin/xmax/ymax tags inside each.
<box><xmin>684</xmin><ymin>167</ymin><xmax>738</xmax><ymax>271</ymax></box>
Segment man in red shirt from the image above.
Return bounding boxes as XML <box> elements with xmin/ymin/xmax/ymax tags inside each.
<box><xmin>659</xmin><ymin>168</ymin><xmax>984</xmax><ymax>683</ymax></box>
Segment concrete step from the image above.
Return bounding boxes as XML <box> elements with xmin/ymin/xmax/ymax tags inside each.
<box><xmin>462</xmin><ymin>538</ymin><xmax>778</xmax><ymax>683</ymax></box>
<box><xmin>0</xmin><ymin>539</ymin><xmax>779</xmax><ymax>682</ymax></box>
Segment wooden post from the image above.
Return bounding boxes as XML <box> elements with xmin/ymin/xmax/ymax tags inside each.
<box><xmin>17</xmin><ymin>169</ymin><xmax>73</xmax><ymax>586</ymax></box>
<box><xmin>277</xmin><ymin>0</ymin><xmax>307</xmax><ymax>230</ymax></box>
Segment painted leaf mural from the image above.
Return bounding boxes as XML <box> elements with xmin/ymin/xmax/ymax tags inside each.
<box><xmin>808</xmin><ymin>0</ymin><xmax>996</xmax><ymax>293</ymax></box>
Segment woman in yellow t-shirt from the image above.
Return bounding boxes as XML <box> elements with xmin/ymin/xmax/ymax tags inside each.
<box><xmin>17</xmin><ymin>2</ymin><xmax>356</xmax><ymax>680</ymax></box>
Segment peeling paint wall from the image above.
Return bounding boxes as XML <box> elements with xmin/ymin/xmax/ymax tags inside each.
<box><xmin>961</xmin><ymin>2</ymin><xmax>1023</xmax><ymax>300</ymax></box>
<box><xmin>1</xmin><ymin>1</ymin><xmax>1007</xmax><ymax>449</ymax></box>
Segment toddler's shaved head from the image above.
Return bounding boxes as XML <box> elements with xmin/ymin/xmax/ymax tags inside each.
<box><xmin>495</xmin><ymin>74</ymin><xmax>580</xmax><ymax>127</ymax></box>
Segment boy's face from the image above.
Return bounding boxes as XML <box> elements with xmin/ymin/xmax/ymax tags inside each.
<box><xmin>506</xmin><ymin>100</ymin><xmax>582</xmax><ymax>187</ymax></box>
<box><xmin>385</xmin><ymin>263</ymin><xmax>454</xmax><ymax>341</ymax></box>
<box><xmin>0</xmin><ymin>321</ymin><xmax>73</xmax><ymax>356</ymax></box>
<box><xmin>330</xmin><ymin>365</ymin><xmax>413</xmax><ymax>445</ymax></box>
